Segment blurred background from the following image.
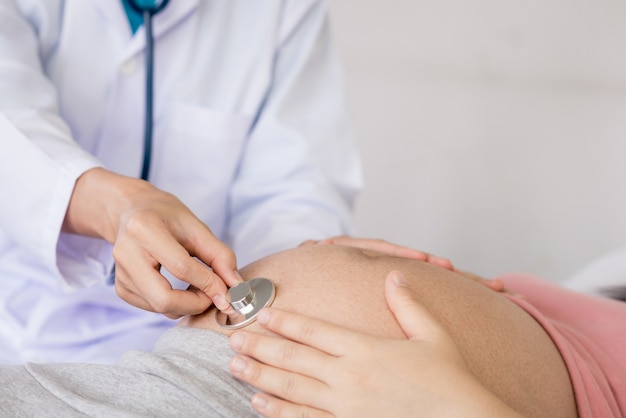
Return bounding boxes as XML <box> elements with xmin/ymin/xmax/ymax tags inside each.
<box><xmin>328</xmin><ymin>0</ymin><xmax>626</xmax><ymax>282</ymax></box>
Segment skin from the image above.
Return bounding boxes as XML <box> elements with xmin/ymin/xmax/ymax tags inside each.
<box><xmin>302</xmin><ymin>236</ymin><xmax>507</xmax><ymax>293</ymax></box>
<box><xmin>180</xmin><ymin>243</ymin><xmax>578</xmax><ymax>418</ymax></box>
<box><xmin>62</xmin><ymin>167</ymin><xmax>241</xmax><ymax>317</ymax></box>
<box><xmin>230</xmin><ymin>273</ymin><xmax>523</xmax><ymax>418</ymax></box>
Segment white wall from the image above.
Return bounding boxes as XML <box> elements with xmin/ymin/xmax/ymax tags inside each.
<box><xmin>328</xmin><ymin>0</ymin><xmax>626</xmax><ymax>281</ymax></box>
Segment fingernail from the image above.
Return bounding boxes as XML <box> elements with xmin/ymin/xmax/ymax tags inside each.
<box><xmin>235</xmin><ymin>270</ymin><xmax>244</xmax><ymax>283</ymax></box>
<box><xmin>230</xmin><ymin>332</ymin><xmax>244</xmax><ymax>350</ymax></box>
<box><xmin>231</xmin><ymin>356</ymin><xmax>247</xmax><ymax>372</ymax></box>
<box><xmin>252</xmin><ymin>394</ymin><xmax>268</xmax><ymax>408</ymax></box>
<box><xmin>213</xmin><ymin>294</ymin><xmax>230</xmax><ymax>311</ymax></box>
<box><xmin>391</xmin><ymin>271</ymin><xmax>408</xmax><ymax>287</ymax></box>
<box><xmin>257</xmin><ymin>308</ymin><xmax>270</xmax><ymax>324</ymax></box>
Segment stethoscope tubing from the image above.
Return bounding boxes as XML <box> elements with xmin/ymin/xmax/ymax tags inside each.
<box><xmin>141</xmin><ymin>9</ymin><xmax>155</xmax><ymax>181</ymax></box>
<box><xmin>127</xmin><ymin>0</ymin><xmax>171</xmax><ymax>181</ymax></box>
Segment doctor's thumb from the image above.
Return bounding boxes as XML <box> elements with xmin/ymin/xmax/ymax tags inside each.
<box><xmin>384</xmin><ymin>271</ymin><xmax>443</xmax><ymax>341</ymax></box>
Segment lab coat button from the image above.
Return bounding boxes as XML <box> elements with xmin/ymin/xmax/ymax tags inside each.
<box><xmin>120</xmin><ymin>58</ymin><xmax>139</xmax><ymax>76</ymax></box>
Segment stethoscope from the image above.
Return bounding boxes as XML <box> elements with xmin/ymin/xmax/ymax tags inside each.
<box><xmin>127</xmin><ymin>0</ymin><xmax>171</xmax><ymax>181</ymax></box>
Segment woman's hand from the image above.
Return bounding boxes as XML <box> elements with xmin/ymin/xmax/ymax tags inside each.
<box><xmin>300</xmin><ymin>235</ymin><xmax>454</xmax><ymax>269</ymax></box>
<box><xmin>302</xmin><ymin>235</ymin><xmax>505</xmax><ymax>293</ymax></box>
<box><xmin>63</xmin><ymin>168</ymin><xmax>241</xmax><ymax>318</ymax></box>
<box><xmin>229</xmin><ymin>271</ymin><xmax>522</xmax><ymax>418</ymax></box>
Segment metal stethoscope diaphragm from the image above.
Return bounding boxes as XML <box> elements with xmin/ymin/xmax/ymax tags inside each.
<box><xmin>216</xmin><ymin>278</ymin><xmax>276</xmax><ymax>329</ymax></box>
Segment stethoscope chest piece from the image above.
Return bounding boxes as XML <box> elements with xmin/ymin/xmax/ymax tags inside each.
<box><xmin>216</xmin><ymin>278</ymin><xmax>276</xmax><ymax>329</ymax></box>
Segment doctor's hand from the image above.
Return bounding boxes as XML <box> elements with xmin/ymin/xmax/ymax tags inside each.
<box><xmin>229</xmin><ymin>271</ymin><xmax>522</xmax><ymax>418</ymax></box>
<box><xmin>63</xmin><ymin>168</ymin><xmax>241</xmax><ymax>318</ymax></box>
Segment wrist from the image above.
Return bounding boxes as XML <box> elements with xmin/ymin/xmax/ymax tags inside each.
<box><xmin>62</xmin><ymin>167</ymin><xmax>152</xmax><ymax>243</ymax></box>
<box><xmin>455</xmin><ymin>377</ymin><xmax>524</xmax><ymax>418</ymax></box>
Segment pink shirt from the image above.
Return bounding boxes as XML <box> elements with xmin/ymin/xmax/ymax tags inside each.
<box><xmin>497</xmin><ymin>274</ymin><xmax>626</xmax><ymax>418</ymax></box>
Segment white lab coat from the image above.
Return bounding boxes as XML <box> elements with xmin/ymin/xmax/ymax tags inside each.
<box><xmin>0</xmin><ymin>0</ymin><xmax>362</xmax><ymax>364</ymax></box>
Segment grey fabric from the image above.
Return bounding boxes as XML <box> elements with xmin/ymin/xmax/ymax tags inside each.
<box><xmin>0</xmin><ymin>327</ymin><xmax>258</xmax><ymax>417</ymax></box>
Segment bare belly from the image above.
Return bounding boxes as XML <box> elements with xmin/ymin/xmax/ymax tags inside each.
<box><xmin>181</xmin><ymin>244</ymin><xmax>578</xmax><ymax>418</ymax></box>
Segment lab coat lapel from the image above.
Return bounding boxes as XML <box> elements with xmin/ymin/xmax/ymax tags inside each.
<box><xmin>153</xmin><ymin>0</ymin><xmax>199</xmax><ymax>39</ymax></box>
<box><xmin>123</xmin><ymin>0</ymin><xmax>199</xmax><ymax>60</ymax></box>
<box><xmin>91</xmin><ymin>0</ymin><xmax>199</xmax><ymax>60</ymax></box>
<box><xmin>90</xmin><ymin>0</ymin><xmax>133</xmax><ymax>36</ymax></box>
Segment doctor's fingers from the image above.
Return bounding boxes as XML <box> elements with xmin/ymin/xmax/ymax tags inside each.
<box><xmin>120</xmin><ymin>222</ymin><xmax>234</xmax><ymax>311</ymax></box>
<box><xmin>113</xmin><ymin>251</ymin><xmax>215</xmax><ymax>317</ymax></box>
<box><xmin>118</xmin><ymin>195</ymin><xmax>240</xmax><ymax>288</ymax></box>
<box><xmin>176</xmin><ymin>220</ymin><xmax>241</xmax><ymax>288</ymax></box>
<box><xmin>116</xmin><ymin>279</ymin><xmax>211</xmax><ymax>319</ymax></box>
<box><xmin>230</xmin><ymin>354</ymin><xmax>333</xmax><ymax>415</ymax></box>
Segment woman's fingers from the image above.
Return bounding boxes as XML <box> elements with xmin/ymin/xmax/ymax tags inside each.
<box><xmin>455</xmin><ymin>269</ymin><xmax>507</xmax><ymax>293</ymax></box>
<box><xmin>315</xmin><ymin>235</ymin><xmax>455</xmax><ymax>270</ymax></box>
<box><xmin>320</xmin><ymin>236</ymin><xmax>429</xmax><ymax>260</ymax></box>
<box><xmin>250</xmin><ymin>393</ymin><xmax>332</xmax><ymax>418</ymax></box>
<box><xmin>229</xmin><ymin>354</ymin><xmax>330</xmax><ymax>409</ymax></box>
<box><xmin>425</xmin><ymin>254</ymin><xmax>454</xmax><ymax>270</ymax></box>
<box><xmin>253</xmin><ymin>308</ymin><xmax>360</xmax><ymax>357</ymax></box>
<box><xmin>230</xmin><ymin>330</ymin><xmax>334</xmax><ymax>381</ymax></box>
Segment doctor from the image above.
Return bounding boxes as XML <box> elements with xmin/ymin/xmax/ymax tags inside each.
<box><xmin>0</xmin><ymin>0</ymin><xmax>361</xmax><ymax>364</ymax></box>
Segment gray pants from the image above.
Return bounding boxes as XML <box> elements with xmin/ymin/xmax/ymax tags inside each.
<box><xmin>0</xmin><ymin>327</ymin><xmax>258</xmax><ymax>417</ymax></box>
